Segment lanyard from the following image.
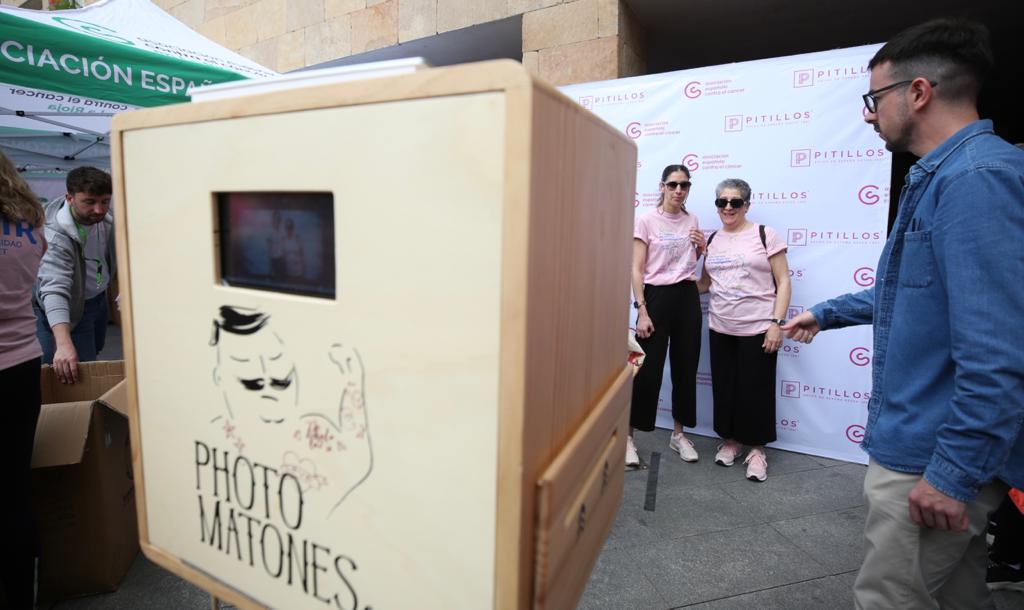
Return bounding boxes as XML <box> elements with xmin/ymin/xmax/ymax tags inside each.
<box><xmin>73</xmin><ymin>215</ymin><xmax>104</xmax><ymax>289</ymax></box>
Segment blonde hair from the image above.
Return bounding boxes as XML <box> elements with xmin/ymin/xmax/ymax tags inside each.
<box><xmin>0</xmin><ymin>151</ymin><xmax>44</xmax><ymax>227</ymax></box>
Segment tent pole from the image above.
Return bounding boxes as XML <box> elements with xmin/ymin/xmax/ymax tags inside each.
<box><xmin>0</xmin><ymin>107</ymin><xmax>108</xmax><ymax>137</ymax></box>
<box><xmin>67</xmin><ymin>136</ymin><xmax>108</xmax><ymax>159</ymax></box>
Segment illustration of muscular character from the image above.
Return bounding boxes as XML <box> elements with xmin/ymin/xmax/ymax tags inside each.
<box><xmin>210</xmin><ymin>305</ymin><xmax>372</xmax><ymax>513</ymax></box>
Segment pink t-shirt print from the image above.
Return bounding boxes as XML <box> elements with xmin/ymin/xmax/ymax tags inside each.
<box><xmin>705</xmin><ymin>224</ymin><xmax>786</xmax><ymax>336</ymax></box>
<box><xmin>634</xmin><ymin>208</ymin><xmax>701</xmax><ymax>285</ymax></box>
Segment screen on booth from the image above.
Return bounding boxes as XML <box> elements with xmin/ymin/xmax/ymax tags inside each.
<box><xmin>217</xmin><ymin>192</ymin><xmax>335</xmax><ymax>298</ymax></box>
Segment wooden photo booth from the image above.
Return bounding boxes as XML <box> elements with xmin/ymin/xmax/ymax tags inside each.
<box><xmin>110</xmin><ymin>60</ymin><xmax>636</xmax><ymax>609</ymax></box>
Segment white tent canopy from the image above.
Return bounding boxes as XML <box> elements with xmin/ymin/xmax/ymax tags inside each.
<box><xmin>0</xmin><ymin>0</ymin><xmax>275</xmax><ymax>193</ymax></box>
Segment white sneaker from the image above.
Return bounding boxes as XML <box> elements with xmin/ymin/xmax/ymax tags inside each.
<box><xmin>669</xmin><ymin>432</ymin><xmax>699</xmax><ymax>462</ymax></box>
<box><xmin>625</xmin><ymin>436</ymin><xmax>640</xmax><ymax>468</ymax></box>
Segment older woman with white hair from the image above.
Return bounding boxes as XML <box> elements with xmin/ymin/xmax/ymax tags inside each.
<box><xmin>697</xmin><ymin>178</ymin><xmax>791</xmax><ymax>481</ymax></box>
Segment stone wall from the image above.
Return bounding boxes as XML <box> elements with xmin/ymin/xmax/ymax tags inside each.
<box><xmin>146</xmin><ymin>0</ymin><xmax>645</xmax><ymax>84</ymax></box>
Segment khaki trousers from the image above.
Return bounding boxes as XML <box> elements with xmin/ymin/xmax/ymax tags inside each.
<box><xmin>854</xmin><ymin>459</ymin><xmax>1008</xmax><ymax>609</ymax></box>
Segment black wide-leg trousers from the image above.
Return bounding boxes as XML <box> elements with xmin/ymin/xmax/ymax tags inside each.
<box><xmin>630</xmin><ymin>281</ymin><xmax>701</xmax><ymax>431</ymax></box>
<box><xmin>708</xmin><ymin>329</ymin><xmax>778</xmax><ymax>446</ymax></box>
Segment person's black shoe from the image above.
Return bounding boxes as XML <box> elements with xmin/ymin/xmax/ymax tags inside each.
<box><xmin>987</xmin><ymin>561</ymin><xmax>1024</xmax><ymax>592</ymax></box>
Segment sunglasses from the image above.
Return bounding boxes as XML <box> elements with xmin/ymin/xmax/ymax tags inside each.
<box><xmin>663</xmin><ymin>181</ymin><xmax>692</xmax><ymax>191</ymax></box>
<box><xmin>714</xmin><ymin>198</ymin><xmax>747</xmax><ymax>209</ymax></box>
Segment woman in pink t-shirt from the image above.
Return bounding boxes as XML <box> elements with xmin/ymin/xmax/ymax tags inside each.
<box><xmin>0</xmin><ymin>150</ymin><xmax>47</xmax><ymax>608</ymax></box>
<box><xmin>697</xmin><ymin>178</ymin><xmax>791</xmax><ymax>482</ymax></box>
<box><xmin>627</xmin><ymin>164</ymin><xmax>707</xmax><ymax>467</ymax></box>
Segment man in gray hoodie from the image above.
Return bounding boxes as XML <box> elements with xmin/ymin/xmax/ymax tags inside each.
<box><xmin>33</xmin><ymin>166</ymin><xmax>115</xmax><ymax>384</ymax></box>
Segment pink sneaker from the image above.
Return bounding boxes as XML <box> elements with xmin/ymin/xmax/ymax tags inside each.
<box><xmin>714</xmin><ymin>441</ymin><xmax>743</xmax><ymax>467</ymax></box>
<box><xmin>744</xmin><ymin>448</ymin><xmax>767</xmax><ymax>482</ymax></box>
<box><xmin>669</xmin><ymin>432</ymin><xmax>699</xmax><ymax>462</ymax></box>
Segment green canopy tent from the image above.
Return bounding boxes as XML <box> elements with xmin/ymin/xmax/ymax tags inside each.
<box><xmin>0</xmin><ymin>0</ymin><xmax>275</xmax><ymax>197</ymax></box>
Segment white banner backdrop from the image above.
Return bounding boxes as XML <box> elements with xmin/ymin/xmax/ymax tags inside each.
<box><xmin>561</xmin><ymin>44</ymin><xmax>890</xmax><ymax>463</ymax></box>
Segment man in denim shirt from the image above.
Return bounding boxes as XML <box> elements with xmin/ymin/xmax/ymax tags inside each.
<box><xmin>784</xmin><ymin>19</ymin><xmax>1024</xmax><ymax>609</ymax></box>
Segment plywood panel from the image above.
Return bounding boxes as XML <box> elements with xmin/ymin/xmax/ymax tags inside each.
<box><xmin>511</xmin><ymin>85</ymin><xmax>636</xmax><ymax>608</ymax></box>
<box><xmin>121</xmin><ymin>93</ymin><xmax>506</xmax><ymax>610</ymax></box>
<box><xmin>113</xmin><ymin>59</ymin><xmax>637</xmax><ymax>610</ymax></box>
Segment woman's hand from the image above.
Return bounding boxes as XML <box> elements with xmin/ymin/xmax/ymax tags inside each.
<box><xmin>763</xmin><ymin>324</ymin><xmax>783</xmax><ymax>353</ymax></box>
<box><xmin>689</xmin><ymin>228</ymin><xmax>707</xmax><ymax>256</ymax></box>
<box><xmin>635</xmin><ymin>313</ymin><xmax>655</xmax><ymax>339</ymax></box>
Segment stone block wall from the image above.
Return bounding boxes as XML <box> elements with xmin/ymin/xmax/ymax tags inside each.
<box><xmin>144</xmin><ymin>0</ymin><xmax>645</xmax><ymax>85</ymax></box>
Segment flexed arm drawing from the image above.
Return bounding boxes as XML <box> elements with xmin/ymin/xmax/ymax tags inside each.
<box><xmin>295</xmin><ymin>343</ymin><xmax>373</xmax><ymax>515</ymax></box>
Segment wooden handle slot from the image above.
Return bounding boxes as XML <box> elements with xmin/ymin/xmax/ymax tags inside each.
<box><xmin>532</xmin><ymin>366</ymin><xmax>632</xmax><ymax>609</ymax></box>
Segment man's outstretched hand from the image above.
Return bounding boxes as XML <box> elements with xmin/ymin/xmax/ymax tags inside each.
<box><xmin>780</xmin><ymin>311</ymin><xmax>820</xmax><ymax>344</ymax></box>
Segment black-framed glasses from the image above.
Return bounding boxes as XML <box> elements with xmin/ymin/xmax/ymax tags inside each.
<box><xmin>862</xmin><ymin>79</ymin><xmax>937</xmax><ymax>113</ymax></box>
<box><xmin>714</xmin><ymin>198</ymin><xmax>747</xmax><ymax>209</ymax></box>
<box><xmin>663</xmin><ymin>180</ymin><xmax>692</xmax><ymax>191</ymax></box>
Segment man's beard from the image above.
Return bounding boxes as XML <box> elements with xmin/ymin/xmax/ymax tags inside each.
<box><xmin>880</xmin><ymin>104</ymin><xmax>913</xmax><ymax>153</ymax></box>
<box><xmin>883</xmin><ymin>123</ymin><xmax>913</xmax><ymax>153</ymax></box>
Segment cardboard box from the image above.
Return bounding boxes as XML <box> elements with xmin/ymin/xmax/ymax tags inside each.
<box><xmin>32</xmin><ymin>360</ymin><xmax>138</xmax><ymax>601</ymax></box>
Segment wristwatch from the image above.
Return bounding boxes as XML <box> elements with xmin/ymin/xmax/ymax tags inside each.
<box><xmin>772</xmin><ymin>319</ymin><xmax>786</xmax><ymax>326</ymax></box>
<box><xmin>633</xmin><ymin>300</ymin><xmax>646</xmax><ymax>309</ymax></box>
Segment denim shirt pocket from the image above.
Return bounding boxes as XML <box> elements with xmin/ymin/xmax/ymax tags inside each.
<box><xmin>899</xmin><ymin>231</ymin><xmax>935</xmax><ymax>288</ymax></box>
